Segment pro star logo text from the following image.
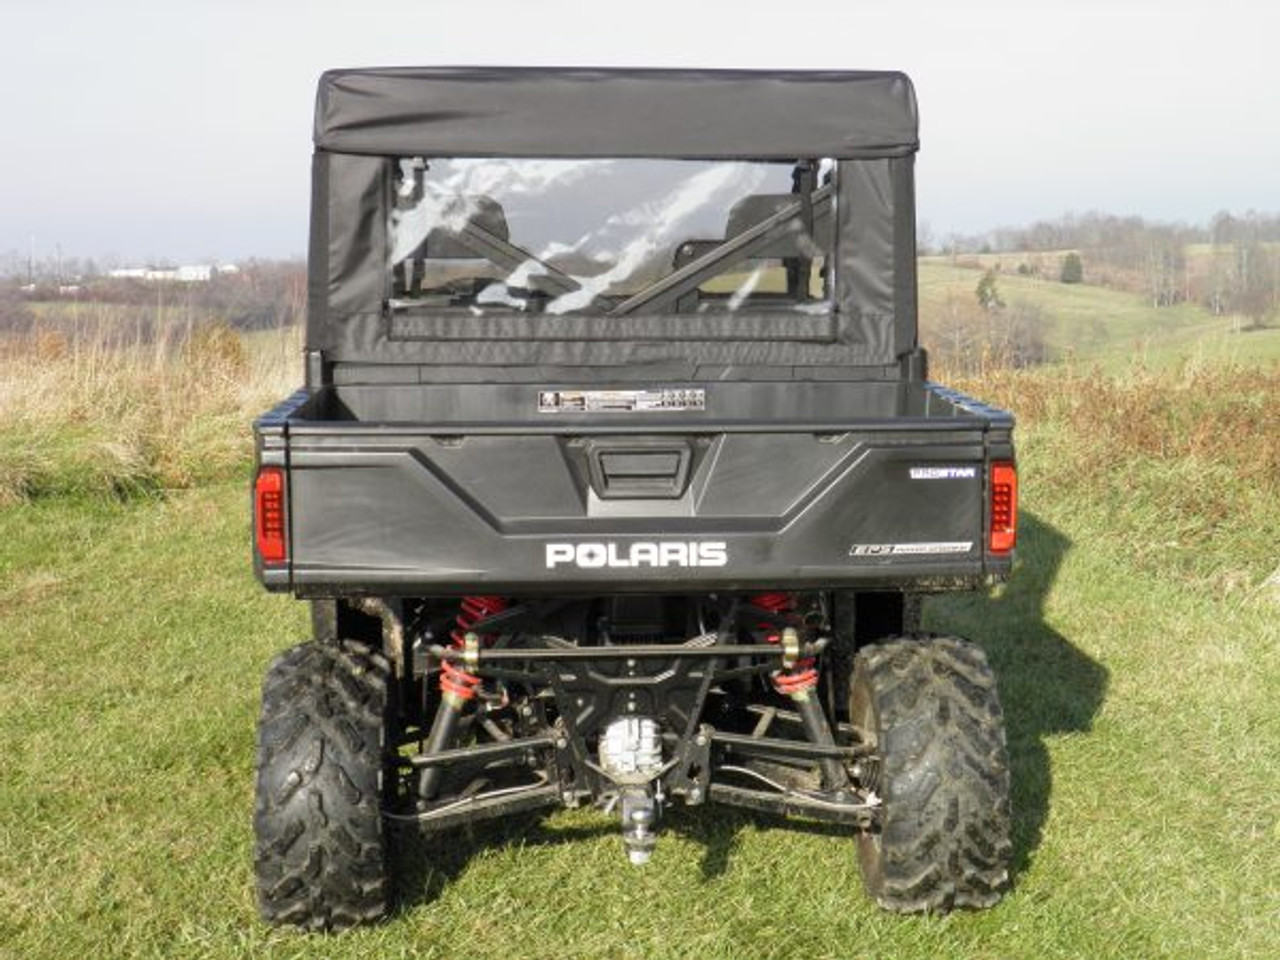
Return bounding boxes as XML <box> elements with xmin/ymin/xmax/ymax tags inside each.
<box><xmin>546</xmin><ymin>541</ymin><xmax>728</xmax><ymax>569</ymax></box>
<box><xmin>909</xmin><ymin>466</ymin><xmax>977</xmax><ymax>480</ymax></box>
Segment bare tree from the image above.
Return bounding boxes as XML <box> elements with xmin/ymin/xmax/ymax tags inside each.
<box><xmin>1236</xmin><ymin>240</ymin><xmax>1277</xmax><ymax>329</ymax></box>
<box><xmin>1142</xmin><ymin>227</ymin><xmax>1185</xmax><ymax>307</ymax></box>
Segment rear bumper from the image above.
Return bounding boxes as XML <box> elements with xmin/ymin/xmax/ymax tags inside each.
<box><xmin>281</xmin><ymin>563</ymin><xmax>1006</xmax><ymax>597</ymax></box>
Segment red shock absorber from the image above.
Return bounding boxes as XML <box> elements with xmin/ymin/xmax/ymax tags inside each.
<box><xmin>750</xmin><ymin>592</ymin><xmax>818</xmax><ymax>697</ymax></box>
<box><xmin>750</xmin><ymin>593</ymin><xmax>847</xmax><ymax>791</ymax></box>
<box><xmin>420</xmin><ymin>595</ymin><xmax>510</xmax><ymax>803</ymax></box>
<box><xmin>751</xmin><ymin>592</ymin><xmax>793</xmax><ymax>617</ymax></box>
<box><xmin>439</xmin><ymin>595</ymin><xmax>509</xmax><ymax>702</ymax></box>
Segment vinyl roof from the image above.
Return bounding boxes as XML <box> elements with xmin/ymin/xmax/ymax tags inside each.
<box><xmin>314</xmin><ymin>67</ymin><xmax>919</xmax><ymax>159</ymax></box>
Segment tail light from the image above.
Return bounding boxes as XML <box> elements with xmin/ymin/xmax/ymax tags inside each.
<box><xmin>989</xmin><ymin>462</ymin><xmax>1017</xmax><ymax>555</ymax></box>
<box><xmin>254</xmin><ymin>467</ymin><xmax>288</xmax><ymax>564</ymax></box>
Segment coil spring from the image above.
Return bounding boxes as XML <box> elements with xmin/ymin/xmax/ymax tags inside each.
<box><xmin>439</xmin><ymin>595</ymin><xmax>509</xmax><ymax>701</ymax></box>
<box><xmin>750</xmin><ymin>592</ymin><xmax>819</xmax><ymax>696</ymax></box>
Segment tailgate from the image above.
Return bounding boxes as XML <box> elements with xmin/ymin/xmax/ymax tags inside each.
<box><xmin>253</xmin><ymin>384</ymin><xmax>1014</xmax><ymax>594</ymax></box>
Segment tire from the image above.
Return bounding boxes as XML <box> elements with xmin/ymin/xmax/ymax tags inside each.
<box><xmin>253</xmin><ymin>639</ymin><xmax>392</xmax><ymax>930</ymax></box>
<box><xmin>850</xmin><ymin>635</ymin><xmax>1012</xmax><ymax>912</ymax></box>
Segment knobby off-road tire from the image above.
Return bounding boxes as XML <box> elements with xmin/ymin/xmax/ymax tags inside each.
<box><xmin>253</xmin><ymin>639</ymin><xmax>392</xmax><ymax>930</ymax></box>
<box><xmin>851</xmin><ymin>635</ymin><xmax>1012</xmax><ymax>912</ymax></box>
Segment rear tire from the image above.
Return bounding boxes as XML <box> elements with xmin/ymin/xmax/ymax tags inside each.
<box><xmin>851</xmin><ymin>635</ymin><xmax>1012</xmax><ymax>912</ymax></box>
<box><xmin>253</xmin><ymin>639</ymin><xmax>392</xmax><ymax>930</ymax></box>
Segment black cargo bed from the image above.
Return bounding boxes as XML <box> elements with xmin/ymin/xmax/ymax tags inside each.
<box><xmin>270</xmin><ymin>379</ymin><xmax>1006</xmax><ymax>432</ymax></box>
<box><xmin>255</xmin><ymin>381</ymin><xmax>1013</xmax><ymax>595</ymax></box>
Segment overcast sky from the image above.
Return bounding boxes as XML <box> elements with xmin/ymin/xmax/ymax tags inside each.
<box><xmin>4</xmin><ymin>0</ymin><xmax>1278</xmax><ymax>264</ymax></box>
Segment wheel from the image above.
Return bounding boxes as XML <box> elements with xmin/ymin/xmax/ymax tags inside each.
<box><xmin>850</xmin><ymin>635</ymin><xmax>1012</xmax><ymax>912</ymax></box>
<box><xmin>253</xmin><ymin>639</ymin><xmax>392</xmax><ymax>929</ymax></box>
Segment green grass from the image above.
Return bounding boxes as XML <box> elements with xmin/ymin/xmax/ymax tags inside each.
<box><xmin>919</xmin><ymin>260</ymin><xmax>1280</xmax><ymax>372</ymax></box>
<box><xmin>1109</xmin><ymin>321</ymin><xmax>1280</xmax><ymax>372</ymax></box>
<box><xmin>2</xmin><ymin>371</ymin><xmax>1278</xmax><ymax>958</ymax></box>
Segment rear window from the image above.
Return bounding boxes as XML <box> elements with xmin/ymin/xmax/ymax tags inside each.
<box><xmin>388</xmin><ymin>158</ymin><xmax>834</xmax><ymax>317</ymax></box>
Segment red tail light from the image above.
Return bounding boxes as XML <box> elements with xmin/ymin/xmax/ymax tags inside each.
<box><xmin>254</xmin><ymin>467</ymin><xmax>288</xmax><ymax>564</ymax></box>
<box><xmin>989</xmin><ymin>462</ymin><xmax>1017</xmax><ymax>555</ymax></box>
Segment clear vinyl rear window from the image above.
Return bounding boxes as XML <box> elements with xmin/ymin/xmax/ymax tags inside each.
<box><xmin>388</xmin><ymin>158</ymin><xmax>834</xmax><ymax>316</ymax></box>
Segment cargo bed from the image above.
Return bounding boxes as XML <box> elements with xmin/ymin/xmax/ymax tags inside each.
<box><xmin>254</xmin><ymin>380</ymin><xmax>1014</xmax><ymax>595</ymax></box>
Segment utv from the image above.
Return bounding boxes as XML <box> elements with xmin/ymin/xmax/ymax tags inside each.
<box><xmin>251</xmin><ymin>67</ymin><xmax>1017</xmax><ymax>929</ymax></box>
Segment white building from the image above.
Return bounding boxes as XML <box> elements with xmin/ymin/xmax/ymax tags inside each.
<box><xmin>107</xmin><ymin>263</ymin><xmax>240</xmax><ymax>283</ymax></box>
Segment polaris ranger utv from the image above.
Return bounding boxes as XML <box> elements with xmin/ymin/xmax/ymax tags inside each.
<box><xmin>251</xmin><ymin>67</ymin><xmax>1017</xmax><ymax>929</ymax></box>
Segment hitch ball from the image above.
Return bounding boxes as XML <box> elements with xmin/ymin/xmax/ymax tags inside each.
<box><xmin>621</xmin><ymin>788</ymin><xmax>658</xmax><ymax>866</ymax></box>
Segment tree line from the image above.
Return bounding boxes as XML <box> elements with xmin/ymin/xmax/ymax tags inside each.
<box><xmin>0</xmin><ymin>260</ymin><xmax>306</xmax><ymax>341</ymax></box>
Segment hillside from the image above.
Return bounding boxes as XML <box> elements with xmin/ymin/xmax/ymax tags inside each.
<box><xmin>919</xmin><ymin>259</ymin><xmax>1280</xmax><ymax>371</ymax></box>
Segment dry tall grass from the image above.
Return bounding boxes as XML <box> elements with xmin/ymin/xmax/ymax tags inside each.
<box><xmin>949</xmin><ymin>360</ymin><xmax>1280</xmax><ymax>487</ymax></box>
<box><xmin>946</xmin><ymin>358</ymin><xmax>1280</xmax><ymax>593</ymax></box>
<box><xmin>0</xmin><ymin>310</ymin><xmax>299</xmax><ymax>504</ymax></box>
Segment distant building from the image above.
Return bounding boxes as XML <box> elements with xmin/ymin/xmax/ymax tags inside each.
<box><xmin>107</xmin><ymin>263</ymin><xmax>239</xmax><ymax>283</ymax></box>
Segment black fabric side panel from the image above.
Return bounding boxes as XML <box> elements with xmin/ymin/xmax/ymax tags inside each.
<box><xmin>891</xmin><ymin>155</ymin><xmax>919</xmax><ymax>356</ymax></box>
<box><xmin>328</xmin><ymin>311</ymin><xmax>894</xmax><ymax>367</ymax></box>
<box><xmin>332</xmin><ymin>364</ymin><xmax>417</xmax><ymax>385</ymax></box>
<box><xmin>387</xmin><ymin>311</ymin><xmax>836</xmax><ymax>343</ymax></box>
<box><xmin>324</xmin><ymin>154</ymin><xmax>389</xmax><ymax>337</ymax></box>
<box><xmin>305</xmin><ymin>153</ymin><xmax>330</xmax><ymax>352</ymax></box>
<box><xmin>315</xmin><ymin>67</ymin><xmax>918</xmax><ymax>160</ymax></box>
<box><xmin>835</xmin><ymin>160</ymin><xmax>896</xmax><ymax>365</ymax></box>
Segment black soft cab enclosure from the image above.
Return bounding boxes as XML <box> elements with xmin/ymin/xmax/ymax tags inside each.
<box><xmin>256</xmin><ymin>67</ymin><xmax>1014</xmax><ymax>593</ymax></box>
<box><xmin>249</xmin><ymin>68</ymin><xmax>1018</xmax><ymax>932</ymax></box>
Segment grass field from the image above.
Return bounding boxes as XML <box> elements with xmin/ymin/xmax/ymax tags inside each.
<box><xmin>2</xmin><ymin>337</ymin><xmax>1278</xmax><ymax>956</ymax></box>
<box><xmin>919</xmin><ymin>260</ymin><xmax>1280</xmax><ymax>371</ymax></box>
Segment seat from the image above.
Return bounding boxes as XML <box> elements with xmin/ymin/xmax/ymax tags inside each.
<box><xmin>669</xmin><ymin>193</ymin><xmax>831</xmax><ymax>312</ymax></box>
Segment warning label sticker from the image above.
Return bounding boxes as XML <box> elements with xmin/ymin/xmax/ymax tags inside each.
<box><xmin>537</xmin><ymin>388</ymin><xmax>706</xmax><ymax>414</ymax></box>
